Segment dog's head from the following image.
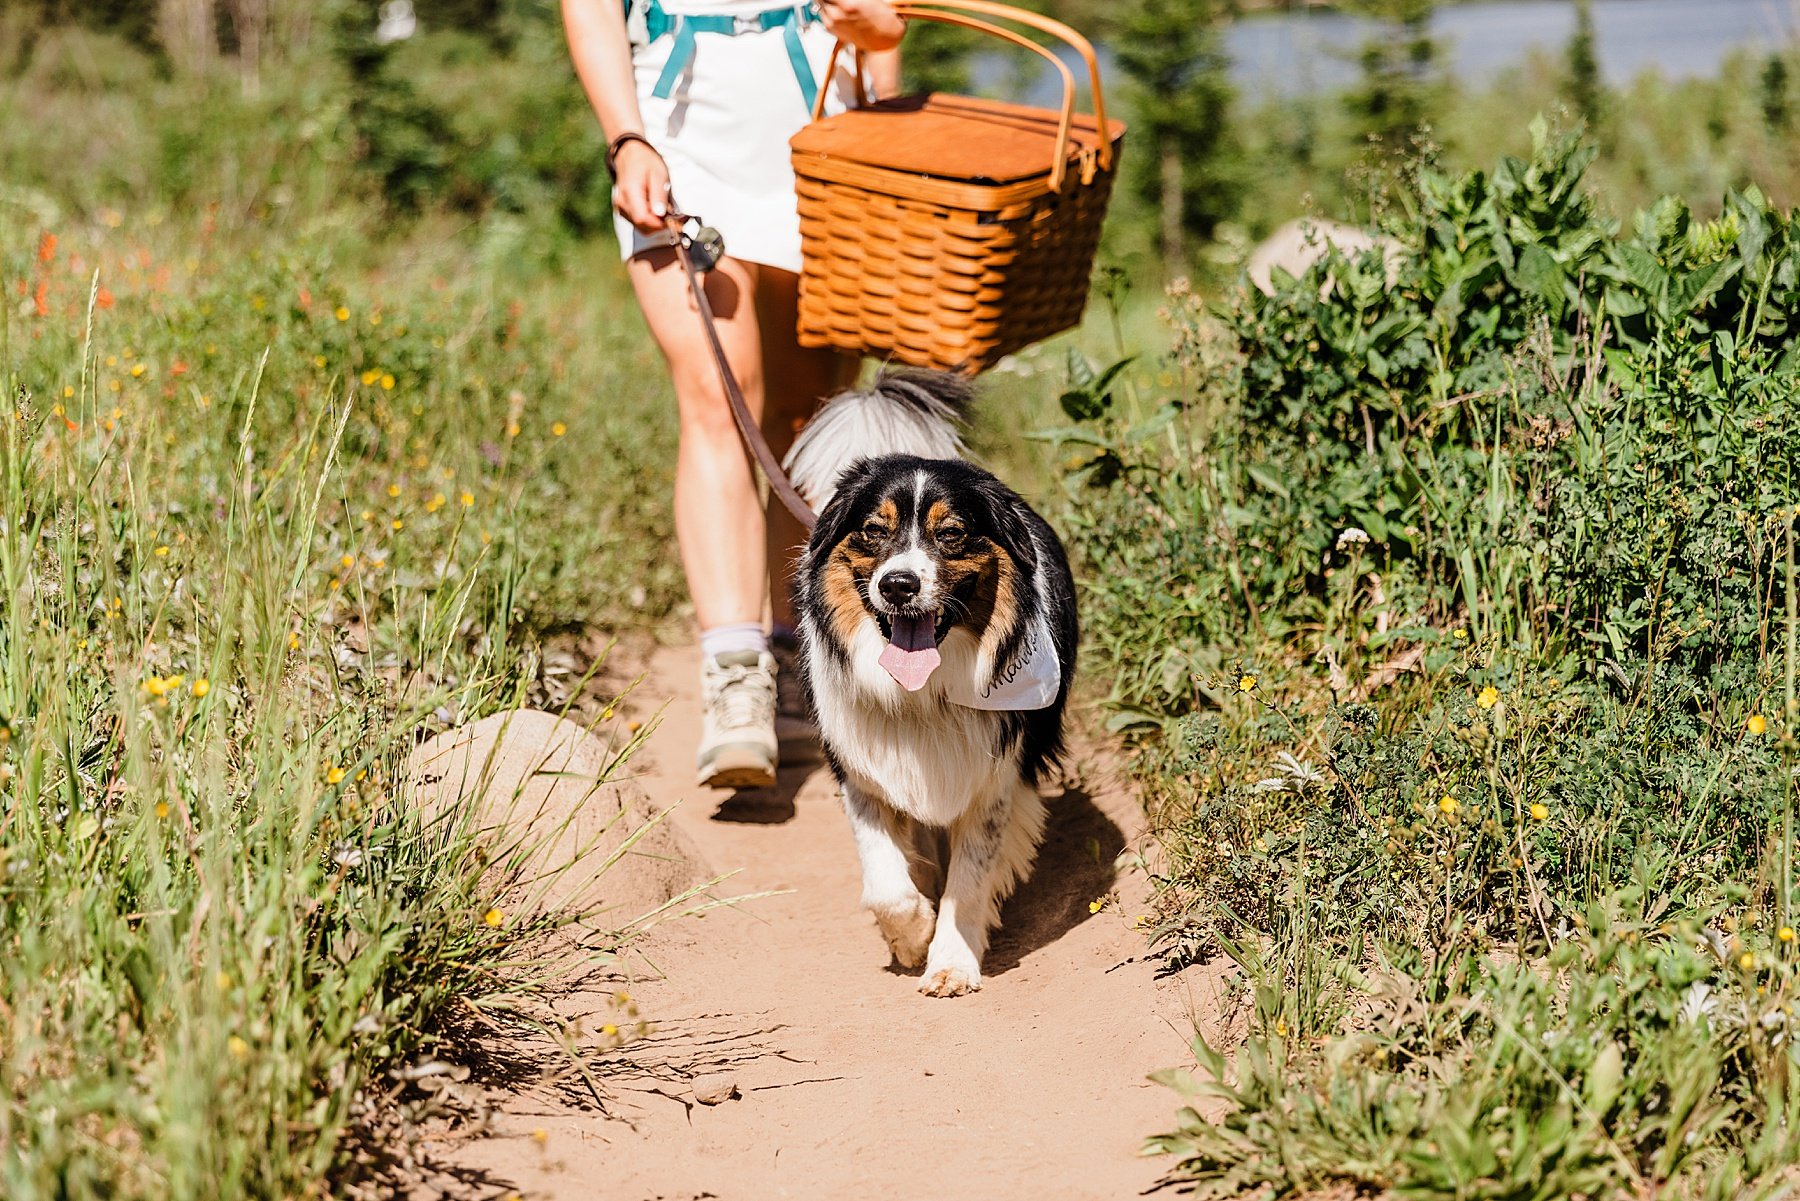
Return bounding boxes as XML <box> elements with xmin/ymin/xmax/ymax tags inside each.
<box><xmin>803</xmin><ymin>456</ymin><xmax>1036</xmax><ymax>692</ymax></box>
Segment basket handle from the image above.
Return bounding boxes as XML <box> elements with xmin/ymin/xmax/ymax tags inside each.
<box><xmin>809</xmin><ymin>0</ymin><xmax>1112</xmax><ymax>192</ymax></box>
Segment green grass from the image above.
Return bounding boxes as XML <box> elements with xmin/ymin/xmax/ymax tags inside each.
<box><xmin>0</xmin><ymin>40</ymin><xmax>701</xmax><ymax>1190</ymax></box>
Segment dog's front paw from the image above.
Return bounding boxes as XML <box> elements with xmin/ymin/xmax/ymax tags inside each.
<box><xmin>919</xmin><ymin>964</ymin><xmax>981</xmax><ymax>997</ymax></box>
<box><xmin>871</xmin><ymin>895</ymin><xmax>936</xmax><ymax>968</ymax></box>
<box><xmin>918</xmin><ymin>943</ymin><xmax>983</xmax><ymax>997</ymax></box>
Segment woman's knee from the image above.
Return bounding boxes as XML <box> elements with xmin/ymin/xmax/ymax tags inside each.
<box><xmin>671</xmin><ymin>368</ymin><xmax>754</xmax><ymax>446</ymax></box>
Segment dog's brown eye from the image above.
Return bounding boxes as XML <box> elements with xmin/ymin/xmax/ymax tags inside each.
<box><xmin>936</xmin><ymin>523</ymin><xmax>966</xmax><ymax>550</ymax></box>
<box><xmin>860</xmin><ymin>521</ymin><xmax>888</xmax><ymax>542</ymax></box>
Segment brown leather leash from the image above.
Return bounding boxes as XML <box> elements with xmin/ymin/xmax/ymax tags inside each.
<box><xmin>664</xmin><ymin>213</ymin><xmax>819</xmax><ymax>531</ymax></box>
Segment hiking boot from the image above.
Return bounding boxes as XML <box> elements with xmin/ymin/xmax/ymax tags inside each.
<box><xmin>771</xmin><ymin>631</ymin><xmax>823</xmax><ymax>765</ymax></box>
<box><xmin>697</xmin><ymin>650</ymin><xmax>778</xmax><ymax>789</ymax></box>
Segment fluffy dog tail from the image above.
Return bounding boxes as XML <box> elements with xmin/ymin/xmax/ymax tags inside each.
<box><xmin>784</xmin><ymin>369</ymin><xmax>971</xmax><ymax>510</ymax></box>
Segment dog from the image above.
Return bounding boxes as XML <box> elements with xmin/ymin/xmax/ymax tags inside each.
<box><xmin>785</xmin><ymin>370</ymin><xmax>1077</xmax><ymax>998</ymax></box>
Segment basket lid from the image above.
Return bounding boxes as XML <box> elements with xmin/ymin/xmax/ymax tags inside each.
<box><xmin>791</xmin><ymin>92</ymin><xmax>1124</xmax><ymax>186</ymax></box>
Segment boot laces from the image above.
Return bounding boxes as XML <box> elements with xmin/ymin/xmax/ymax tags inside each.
<box><xmin>708</xmin><ymin>661</ymin><xmax>774</xmax><ymax>730</ymax></box>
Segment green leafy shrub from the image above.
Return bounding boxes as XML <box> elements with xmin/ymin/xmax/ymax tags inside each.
<box><xmin>1152</xmin><ymin>916</ymin><xmax>1800</xmax><ymax>1199</ymax></box>
<box><xmin>1050</xmin><ymin>123</ymin><xmax>1800</xmax><ymax>1195</ymax></box>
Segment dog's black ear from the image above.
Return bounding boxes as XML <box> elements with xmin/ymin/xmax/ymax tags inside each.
<box><xmin>975</xmin><ymin>476</ymin><xmax>1037</xmax><ymax>574</ymax></box>
<box><xmin>806</xmin><ymin>459</ymin><xmax>881</xmax><ymax>559</ymax></box>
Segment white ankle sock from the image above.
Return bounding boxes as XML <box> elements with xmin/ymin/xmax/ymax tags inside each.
<box><xmin>700</xmin><ymin>622</ymin><xmax>768</xmax><ymax>661</ymax></box>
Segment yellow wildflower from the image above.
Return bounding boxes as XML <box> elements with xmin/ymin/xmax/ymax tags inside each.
<box><xmin>552</xmin><ymin>421</ymin><xmax>567</xmax><ymax>437</ymax></box>
<box><xmin>1238</xmin><ymin>674</ymin><xmax>1256</xmax><ymax>693</ymax></box>
<box><xmin>335</xmin><ymin>306</ymin><xmax>350</xmax><ymax>322</ymax></box>
<box><xmin>1453</xmin><ymin>628</ymin><xmax>1468</xmax><ymax>640</ymax></box>
<box><xmin>459</xmin><ymin>490</ymin><xmax>474</xmax><ymax>508</ymax></box>
<box><xmin>153</xmin><ymin>545</ymin><xmax>170</xmax><ymax>557</ymax></box>
<box><xmin>1438</xmin><ymin>795</ymin><xmax>1459</xmax><ymax>816</ymax></box>
<box><xmin>326</xmin><ymin>767</ymin><xmax>346</xmax><ymax>785</ymax></box>
<box><xmin>1477</xmin><ymin>686</ymin><xmax>1499</xmax><ymax>709</ymax></box>
<box><xmin>484</xmin><ymin>907</ymin><xmax>504</xmax><ymax>928</ymax></box>
<box><xmin>601</xmin><ymin>1023</ymin><xmax>619</xmax><ymax>1037</ymax></box>
<box><xmin>1782</xmin><ymin>927</ymin><xmax>1796</xmax><ymax>944</ymax></box>
<box><xmin>1529</xmin><ymin>802</ymin><xmax>1549</xmax><ymax>821</ymax></box>
<box><xmin>380</xmin><ymin>373</ymin><xmax>395</xmax><ymax>391</ymax></box>
<box><xmin>1748</xmin><ymin>714</ymin><xmax>1768</xmax><ymax>736</ymax></box>
<box><xmin>228</xmin><ymin>1036</ymin><xmax>250</xmax><ymax>1059</ymax></box>
<box><xmin>154</xmin><ymin>801</ymin><xmax>170</xmax><ymax>819</ymax></box>
<box><xmin>387</xmin><ymin>483</ymin><xmax>401</xmax><ymax>498</ymax></box>
<box><xmin>143</xmin><ymin>676</ymin><xmax>169</xmax><ymax>698</ymax></box>
<box><xmin>1741</xmin><ymin>952</ymin><xmax>1757</xmax><ymax>970</ymax></box>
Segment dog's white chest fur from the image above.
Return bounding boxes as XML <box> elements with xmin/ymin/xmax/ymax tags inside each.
<box><xmin>808</xmin><ymin>620</ymin><xmax>1012</xmax><ymax>827</ymax></box>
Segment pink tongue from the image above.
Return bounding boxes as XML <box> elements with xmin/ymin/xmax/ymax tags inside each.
<box><xmin>878</xmin><ymin>613</ymin><xmax>941</xmax><ymax>691</ymax></box>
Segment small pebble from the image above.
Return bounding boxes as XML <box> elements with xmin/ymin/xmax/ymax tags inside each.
<box><xmin>692</xmin><ymin>1073</ymin><xmax>739</xmax><ymax>1105</ymax></box>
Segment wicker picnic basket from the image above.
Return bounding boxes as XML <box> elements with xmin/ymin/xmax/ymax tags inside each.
<box><xmin>790</xmin><ymin>0</ymin><xmax>1124</xmax><ymax>373</ymax></box>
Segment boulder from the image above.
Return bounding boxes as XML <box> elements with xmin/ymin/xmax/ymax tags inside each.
<box><xmin>1246</xmin><ymin>217</ymin><xmax>1402</xmax><ymax>295</ymax></box>
<box><xmin>407</xmin><ymin>709</ymin><xmax>706</xmax><ymax>924</ymax></box>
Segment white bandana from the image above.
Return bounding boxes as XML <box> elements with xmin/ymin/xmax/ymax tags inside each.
<box><xmin>945</xmin><ymin>614</ymin><xmax>1062</xmax><ymax>711</ymax></box>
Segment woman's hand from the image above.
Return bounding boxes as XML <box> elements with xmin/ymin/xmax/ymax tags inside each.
<box><xmin>819</xmin><ymin>0</ymin><xmax>906</xmax><ymax>52</ymax></box>
<box><xmin>611</xmin><ymin>139</ymin><xmax>673</xmax><ymax>234</ymax></box>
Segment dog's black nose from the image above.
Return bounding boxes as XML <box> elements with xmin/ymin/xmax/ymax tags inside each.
<box><xmin>878</xmin><ymin>570</ymin><xmax>921</xmax><ymax>605</ymax></box>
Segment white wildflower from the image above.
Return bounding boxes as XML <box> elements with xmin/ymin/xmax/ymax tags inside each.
<box><xmin>1678</xmin><ymin>981</ymin><xmax>1717</xmax><ymax>1026</ymax></box>
<box><xmin>1335</xmin><ymin>527</ymin><xmax>1370</xmax><ymax>549</ymax></box>
<box><xmin>1274</xmin><ymin>751</ymin><xmax>1327</xmax><ymax>788</ymax></box>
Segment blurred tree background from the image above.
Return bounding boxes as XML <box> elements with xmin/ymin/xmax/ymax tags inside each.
<box><xmin>5</xmin><ymin>0</ymin><xmax>1799</xmax><ymax>283</ymax></box>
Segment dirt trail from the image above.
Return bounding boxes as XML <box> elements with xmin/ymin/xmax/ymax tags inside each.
<box><xmin>416</xmin><ymin>644</ymin><xmax>1221</xmax><ymax>1201</ymax></box>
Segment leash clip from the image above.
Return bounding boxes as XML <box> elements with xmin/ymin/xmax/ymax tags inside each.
<box><xmin>667</xmin><ymin>211</ymin><xmax>726</xmax><ymax>273</ymax></box>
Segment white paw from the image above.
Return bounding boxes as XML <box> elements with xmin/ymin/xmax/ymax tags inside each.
<box><xmin>918</xmin><ymin>944</ymin><xmax>983</xmax><ymax>998</ymax></box>
<box><xmin>870</xmin><ymin>895</ymin><xmax>936</xmax><ymax>968</ymax></box>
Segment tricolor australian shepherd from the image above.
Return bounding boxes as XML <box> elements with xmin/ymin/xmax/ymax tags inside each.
<box><xmin>785</xmin><ymin>370</ymin><xmax>1077</xmax><ymax>998</ymax></box>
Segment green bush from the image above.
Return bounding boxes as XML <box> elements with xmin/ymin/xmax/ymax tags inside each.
<box><xmin>1049</xmin><ymin>124</ymin><xmax>1800</xmax><ymax>1196</ymax></box>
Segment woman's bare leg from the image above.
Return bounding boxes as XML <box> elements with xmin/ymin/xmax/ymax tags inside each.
<box><xmin>628</xmin><ymin>248</ymin><xmax>782</xmax><ymax>787</ymax></box>
<box><xmin>627</xmin><ymin>249</ymin><xmax>769</xmax><ymax>629</ymax></box>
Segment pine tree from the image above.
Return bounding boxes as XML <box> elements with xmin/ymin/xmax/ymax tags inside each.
<box><xmin>1564</xmin><ymin>0</ymin><xmax>1602</xmax><ymax>128</ymax></box>
<box><xmin>1762</xmin><ymin>54</ymin><xmax>1792</xmax><ymax>135</ymax></box>
<box><xmin>1113</xmin><ymin>0</ymin><xmax>1240</xmax><ymax>267</ymax></box>
<box><xmin>1344</xmin><ymin>0</ymin><xmax>1437</xmax><ymax>154</ymax></box>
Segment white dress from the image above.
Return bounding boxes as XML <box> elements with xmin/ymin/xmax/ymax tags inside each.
<box><xmin>615</xmin><ymin>1</ymin><xmax>858</xmax><ymax>273</ymax></box>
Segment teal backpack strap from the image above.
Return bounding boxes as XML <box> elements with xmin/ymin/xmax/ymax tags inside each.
<box><xmin>646</xmin><ymin>3</ymin><xmax>821</xmax><ymax>112</ymax></box>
